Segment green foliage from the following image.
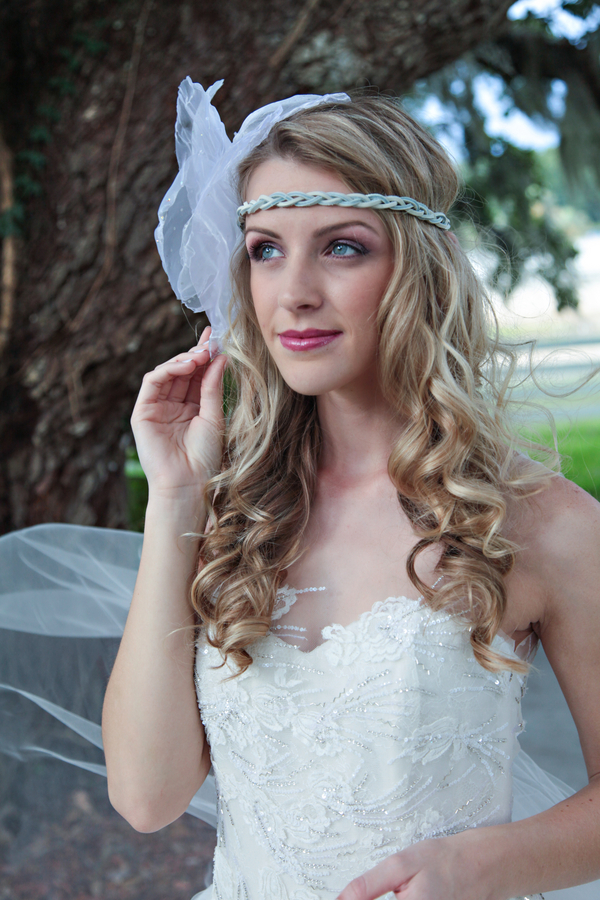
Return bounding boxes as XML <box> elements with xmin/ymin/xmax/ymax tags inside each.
<box><xmin>36</xmin><ymin>104</ymin><xmax>61</xmax><ymax>123</ymax></box>
<box><xmin>0</xmin><ymin>203</ymin><xmax>24</xmax><ymax>237</ymax></box>
<box><xmin>7</xmin><ymin>12</ymin><xmax>110</xmax><ymax>239</ymax></box>
<box><xmin>125</xmin><ymin>447</ymin><xmax>148</xmax><ymax>533</ymax></box>
<box><xmin>408</xmin><ymin>0</ymin><xmax>600</xmax><ymax>314</ymax></box>
<box><xmin>14</xmin><ymin>174</ymin><xmax>43</xmax><ymax>198</ymax></box>
<box><xmin>457</xmin><ymin>141</ymin><xmax>579</xmax><ymax>310</ymax></box>
<box><xmin>16</xmin><ymin>148</ymin><xmax>46</xmax><ymax>170</ymax></box>
<box><xmin>73</xmin><ymin>29</ymin><xmax>109</xmax><ymax>56</ymax></box>
<box><xmin>28</xmin><ymin>124</ymin><xmax>52</xmax><ymax>144</ymax></box>
<box><xmin>48</xmin><ymin>75</ymin><xmax>77</xmax><ymax>96</ymax></box>
<box><xmin>58</xmin><ymin>47</ymin><xmax>83</xmax><ymax>73</ymax></box>
<box><xmin>563</xmin><ymin>0</ymin><xmax>598</xmax><ymax>16</ymax></box>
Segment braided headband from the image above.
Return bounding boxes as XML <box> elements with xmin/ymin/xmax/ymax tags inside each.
<box><xmin>237</xmin><ymin>190</ymin><xmax>451</xmax><ymax>231</ymax></box>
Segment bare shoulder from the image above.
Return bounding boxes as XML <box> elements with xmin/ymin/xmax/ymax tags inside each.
<box><xmin>520</xmin><ymin>473</ymin><xmax>600</xmax><ymax>581</ymax></box>
<box><xmin>507</xmin><ymin>467</ymin><xmax>600</xmax><ymax>632</ymax></box>
<box><xmin>508</xmin><ymin>469</ymin><xmax>600</xmax><ymax>778</ymax></box>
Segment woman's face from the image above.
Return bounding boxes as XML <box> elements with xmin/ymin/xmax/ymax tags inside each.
<box><xmin>244</xmin><ymin>158</ymin><xmax>395</xmax><ymax>399</ymax></box>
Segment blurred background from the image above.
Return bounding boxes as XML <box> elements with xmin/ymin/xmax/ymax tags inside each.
<box><xmin>1</xmin><ymin>0</ymin><xmax>599</xmax><ymax>896</ymax></box>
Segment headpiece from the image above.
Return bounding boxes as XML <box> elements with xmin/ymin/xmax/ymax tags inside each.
<box><xmin>237</xmin><ymin>191</ymin><xmax>450</xmax><ymax>231</ymax></box>
<box><xmin>155</xmin><ymin>79</ymin><xmax>451</xmax><ymax>349</ymax></box>
<box><xmin>155</xmin><ymin>79</ymin><xmax>350</xmax><ymax>350</ymax></box>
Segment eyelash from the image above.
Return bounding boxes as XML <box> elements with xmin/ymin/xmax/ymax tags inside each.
<box><xmin>247</xmin><ymin>239</ymin><xmax>368</xmax><ymax>262</ymax></box>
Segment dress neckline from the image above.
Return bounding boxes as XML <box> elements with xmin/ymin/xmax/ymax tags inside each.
<box><xmin>269</xmin><ymin>590</ymin><xmax>420</xmax><ymax>656</ymax></box>
<box><xmin>268</xmin><ymin>586</ymin><xmax>535</xmax><ymax>661</ymax></box>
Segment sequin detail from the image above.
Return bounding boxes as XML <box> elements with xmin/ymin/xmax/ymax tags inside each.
<box><xmin>195</xmin><ymin>592</ymin><xmax>530</xmax><ymax>899</ymax></box>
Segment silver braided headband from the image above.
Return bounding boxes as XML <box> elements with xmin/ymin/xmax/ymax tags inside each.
<box><xmin>237</xmin><ymin>190</ymin><xmax>451</xmax><ymax>231</ymax></box>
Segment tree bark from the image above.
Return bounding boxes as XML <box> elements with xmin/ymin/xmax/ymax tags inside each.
<box><xmin>0</xmin><ymin>0</ymin><xmax>514</xmax><ymax>532</ymax></box>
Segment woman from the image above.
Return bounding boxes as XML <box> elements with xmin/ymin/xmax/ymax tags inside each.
<box><xmin>99</xmin><ymin>80</ymin><xmax>600</xmax><ymax>900</ymax></box>
<box><xmin>0</xmin><ymin>80</ymin><xmax>597</xmax><ymax>899</ymax></box>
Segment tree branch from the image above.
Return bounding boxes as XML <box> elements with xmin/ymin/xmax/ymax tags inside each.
<box><xmin>269</xmin><ymin>0</ymin><xmax>323</xmax><ymax>70</ymax></box>
<box><xmin>68</xmin><ymin>0</ymin><xmax>154</xmax><ymax>335</ymax></box>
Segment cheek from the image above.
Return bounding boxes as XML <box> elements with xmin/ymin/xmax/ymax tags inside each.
<box><xmin>249</xmin><ymin>277</ymin><xmax>266</xmax><ymax>327</ymax></box>
<box><xmin>250</xmin><ymin>297</ymin><xmax>275</xmax><ymax>350</ymax></box>
<box><xmin>249</xmin><ymin>270</ymin><xmax>273</xmax><ymax>318</ymax></box>
<box><xmin>348</xmin><ymin>281</ymin><xmax>385</xmax><ymax>328</ymax></box>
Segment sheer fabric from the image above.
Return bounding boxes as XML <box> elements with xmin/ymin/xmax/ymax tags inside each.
<box><xmin>0</xmin><ymin>524</ymin><xmax>597</xmax><ymax>898</ymax></box>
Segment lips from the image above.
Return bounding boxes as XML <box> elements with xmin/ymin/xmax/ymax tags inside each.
<box><xmin>279</xmin><ymin>329</ymin><xmax>342</xmax><ymax>351</ymax></box>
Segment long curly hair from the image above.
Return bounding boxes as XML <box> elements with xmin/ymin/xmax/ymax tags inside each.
<box><xmin>191</xmin><ymin>95</ymin><xmax>552</xmax><ymax>675</ymax></box>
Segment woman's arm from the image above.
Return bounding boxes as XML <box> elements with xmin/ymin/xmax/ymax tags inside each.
<box><xmin>102</xmin><ymin>328</ymin><xmax>227</xmax><ymax>833</ymax></box>
<box><xmin>338</xmin><ymin>475</ymin><xmax>600</xmax><ymax>900</ymax></box>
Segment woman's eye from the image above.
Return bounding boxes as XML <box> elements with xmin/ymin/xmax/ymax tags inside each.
<box><xmin>249</xmin><ymin>243</ymin><xmax>283</xmax><ymax>261</ymax></box>
<box><xmin>330</xmin><ymin>242</ymin><xmax>363</xmax><ymax>257</ymax></box>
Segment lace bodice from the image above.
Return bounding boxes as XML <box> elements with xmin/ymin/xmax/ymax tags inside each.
<box><xmin>194</xmin><ymin>590</ymin><xmax>534</xmax><ymax>900</ymax></box>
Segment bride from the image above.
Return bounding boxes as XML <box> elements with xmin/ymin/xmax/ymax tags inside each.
<box><xmin>1</xmin><ymin>80</ymin><xmax>598</xmax><ymax>899</ymax></box>
<box><xmin>100</xmin><ymin>81</ymin><xmax>600</xmax><ymax>899</ymax></box>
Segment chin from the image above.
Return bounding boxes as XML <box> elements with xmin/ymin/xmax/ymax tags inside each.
<box><xmin>278</xmin><ymin>371</ymin><xmax>348</xmax><ymax>397</ymax></box>
<box><xmin>281</xmin><ymin>379</ymin><xmax>324</xmax><ymax>397</ymax></box>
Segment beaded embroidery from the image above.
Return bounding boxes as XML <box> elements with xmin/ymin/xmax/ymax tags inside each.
<box><xmin>195</xmin><ymin>589</ymin><xmax>536</xmax><ymax>900</ymax></box>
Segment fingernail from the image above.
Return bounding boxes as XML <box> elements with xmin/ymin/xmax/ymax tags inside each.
<box><xmin>192</xmin><ymin>343</ymin><xmax>210</xmax><ymax>353</ymax></box>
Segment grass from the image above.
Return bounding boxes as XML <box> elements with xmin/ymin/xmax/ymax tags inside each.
<box><xmin>521</xmin><ymin>417</ymin><xmax>600</xmax><ymax>501</ymax></box>
<box><xmin>125</xmin><ymin>448</ymin><xmax>148</xmax><ymax>533</ymax></box>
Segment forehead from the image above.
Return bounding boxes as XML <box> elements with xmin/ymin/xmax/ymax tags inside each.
<box><xmin>244</xmin><ymin>158</ymin><xmax>350</xmax><ymax>200</ymax></box>
<box><xmin>243</xmin><ymin>158</ymin><xmax>389</xmax><ymax>235</ymax></box>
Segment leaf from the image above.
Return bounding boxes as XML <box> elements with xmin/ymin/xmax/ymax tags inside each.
<box><xmin>16</xmin><ymin>149</ymin><xmax>47</xmax><ymax>170</ymax></box>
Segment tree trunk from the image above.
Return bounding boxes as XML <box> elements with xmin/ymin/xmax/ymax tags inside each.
<box><xmin>0</xmin><ymin>0</ymin><xmax>514</xmax><ymax>532</ymax></box>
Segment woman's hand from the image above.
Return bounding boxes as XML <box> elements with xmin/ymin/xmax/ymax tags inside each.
<box><xmin>131</xmin><ymin>326</ymin><xmax>228</xmax><ymax>496</ymax></box>
<box><xmin>337</xmin><ymin>832</ymin><xmax>500</xmax><ymax>900</ymax></box>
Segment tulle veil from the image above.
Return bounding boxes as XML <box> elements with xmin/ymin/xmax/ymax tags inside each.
<box><xmin>0</xmin><ymin>522</ymin><xmax>597</xmax><ymax>898</ymax></box>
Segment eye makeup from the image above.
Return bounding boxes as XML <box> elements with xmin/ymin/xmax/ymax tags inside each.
<box><xmin>246</xmin><ymin>237</ymin><xmax>370</xmax><ymax>263</ymax></box>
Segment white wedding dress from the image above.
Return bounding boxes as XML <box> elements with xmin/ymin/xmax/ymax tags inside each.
<box><xmin>193</xmin><ymin>586</ymin><xmax>543</xmax><ymax>900</ymax></box>
<box><xmin>0</xmin><ymin>524</ymin><xmax>597</xmax><ymax>900</ymax></box>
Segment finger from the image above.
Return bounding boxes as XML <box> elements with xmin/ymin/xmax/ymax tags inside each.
<box><xmin>156</xmin><ymin>359</ymin><xmax>203</xmax><ymax>402</ymax></box>
<box><xmin>187</xmin><ymin>325</ymin><xmax>213</xmax><ymax>356</ymax></box>
<box><xmin>164</xmin><ymin>358</ymin><xmax>208</xmax><ymax>403</ymax></box>
<box><xmin>154</xmin><ymin>345</ymin><xmax>209</xmax><ymax>367</ymax></box>
<box><xmin>198</xmin><ymin>352</ymin><xmax>228</xmax><ymax>425</ymax></box>
<box><xmin>182</xmin><ymin>363</ymin><xmax>204</xmax><ymax>407</ymax></box>
<box><xmin>137</xmin><ymin>358</ymin><xmax>198</xmax><ymax>405</ymax></box>
<box><xmin>196</xmin><ymin>324</ymin><xmax>211</xmax><ymax>347</ymax></box>
<box><xmin>336</xmin><ymin>855</ymin><xmax>413</xmax><ymax>900</ymax></box>
<box><xmin>159</xmin><ymin>344</ymin><xmax>212</xmax><ymax>402</ymax></box>
<box><xmin>181</xmin><ymin>341</ymin><xmax>224</xmax><ymax>407</ymax></box>
<box><xmin>150</xmin><ymin>324</ymin><xmax>212</xmax><ymax>370</ymax></box>
<box><xmin>156</xmin><ymin>346</ymin><xmax>213</xmax><ymax>402</ymax></box>
<box><xmin>137</xmin><ymin>328</ymin><xmax>215</xmax><ymax>404</ymax></box>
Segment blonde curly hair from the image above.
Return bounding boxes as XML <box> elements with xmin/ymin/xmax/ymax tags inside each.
<box><xmin>191</xmin><ymin>95</ymin><xmax>551</xmax><ymax>675</ymax></box>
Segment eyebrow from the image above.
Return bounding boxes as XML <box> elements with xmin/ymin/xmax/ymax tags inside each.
<box><xmin>244</xmin><ymin>219</ymin><xmax>381</xmax><ymax>239</ymax></box>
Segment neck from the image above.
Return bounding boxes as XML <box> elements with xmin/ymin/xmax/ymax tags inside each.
<box><xmin>316</xmin><ymin>381</ymin><xmax>405</xmax><ymax>483</ymax></box>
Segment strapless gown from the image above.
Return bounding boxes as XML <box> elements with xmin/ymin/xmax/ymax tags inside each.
<box><xmin>0</xmin><ymin>524</ymin><xmax>598</xmax><ymax>899</ymax></box>
<box><xmin>193</xmin><ymin>586</ymin><xmax>543</xmax><ymax>900</ymax></box>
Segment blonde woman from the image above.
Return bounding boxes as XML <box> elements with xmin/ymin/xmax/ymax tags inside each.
<box><xmin>2</xmin><ymin>81</ymin><xmax>596</xmax><ymax>899</ymax></box>
<box><xmin>98</xmin><ymin>83</ymin><xmax>600</xmax><ymax>899</ymax></box>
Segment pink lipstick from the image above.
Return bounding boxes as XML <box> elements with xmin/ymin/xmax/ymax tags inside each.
<box><xmin>279</xmin><ymin>329</ymin><xmax>341</xmax><ymax>351</ymax></box>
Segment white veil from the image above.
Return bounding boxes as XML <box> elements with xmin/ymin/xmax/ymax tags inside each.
<box><xmin>1</xmin><ymin>523</ymin><xmax>600</xmax><ymax>897</ymax></box>
<box><xmin>0</xmin><ymin>524</ymin><xmax>217</xmax><ymax>826</ymax></box>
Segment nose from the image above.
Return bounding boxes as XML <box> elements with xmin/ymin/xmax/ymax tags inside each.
<box><xmin>276</xmin><ymin>252</ymin><xmax>323</xmax><ymax>313</ymax></box>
